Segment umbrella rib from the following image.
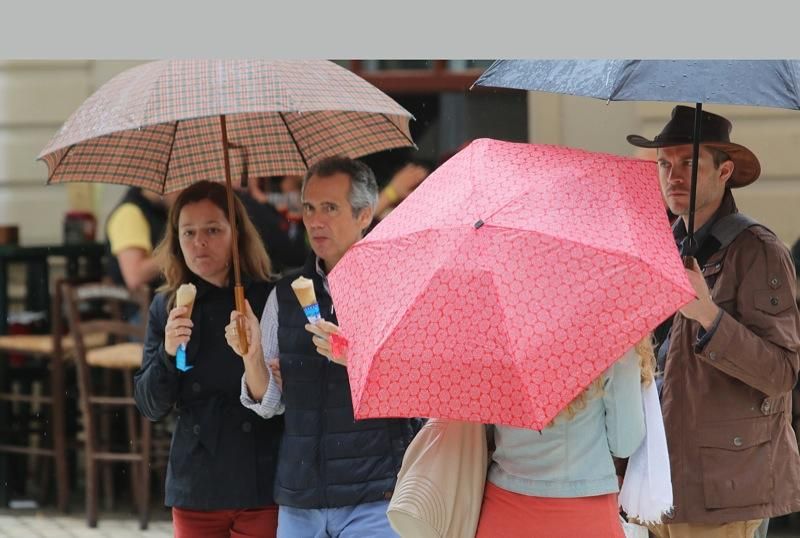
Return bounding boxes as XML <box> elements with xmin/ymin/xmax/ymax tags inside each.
<box><xmin>340</xmin><ymin>240</ymin><xmax>446</xmax><ymax>408</ymax></box>
<box><xmin>607</xmin><ymin>59</ymin><xmax>637</xmax><ymax>101</ymax></box>
<box><xmin>44</xmin><ymin>142</ymin><xmax>76</xmax><ymax>184</ymax></box>
<box><xmin>378</xmin><ymin>113</ymin><xmax>417</xmax><ymax>149</ymax></box>
<box><xmin>352</xmin><ymin>231</ymin><xmax>469</xmax><ymax>362</ymax></box>
<box><xmin>141</xmin><ymin>60</ymin><xmax>166</xmax><ymax>127</ymax></box>
<box><xmin>278</xmin><ymin>112</ymin><xmax>309</xmax><ymax>169</ymax></box>
<box><xmin>481</xmin><ymin>193</ymin><xmax>526</xmax><ymax>225</ymax></box>
<box><xmin>785</xmin><ymin>60</ymin><xmax>800</xmax><ymax>109</ymax></box>
<box><xmin>161</xmin><ymin>121</ymin><xmax>180</xmax><ymax>194</ymax></box>
<box><xmin>466</xmin><ymin>222</ymin><xmax>692</xmax><ymax>295</ymax></box>
<box><xmin>367</xmin><ymin>263</ymin><xmax>440</xmax><ymax>359</ymax></box>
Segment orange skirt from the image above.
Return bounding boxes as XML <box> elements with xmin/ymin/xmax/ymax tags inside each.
<box><xmin>475</xmin><ymin>481</ymin><xmax>625</xmax><ymax>538</ymax></box>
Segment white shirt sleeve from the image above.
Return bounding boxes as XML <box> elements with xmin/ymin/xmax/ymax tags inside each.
<box><xmin>240</xmin><ymin>288</ymin><xmax>286</xmax><ymax>418</ymax></box>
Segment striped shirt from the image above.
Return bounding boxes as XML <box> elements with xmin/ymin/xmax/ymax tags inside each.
<box><xmin>240</xmin><ymin>257</ymin><xmax>331</xmax><ymax>418</ymax></box>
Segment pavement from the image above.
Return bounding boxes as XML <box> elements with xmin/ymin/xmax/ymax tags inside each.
<box><xmin>0</xmin><ymin>509</ymin><xmax>172</xmax><ymax>538</ymax></box>
<box><xmin>3</xmin><ymin>508</ymin><xmax>800</xmax><ymax>537</ymax></box>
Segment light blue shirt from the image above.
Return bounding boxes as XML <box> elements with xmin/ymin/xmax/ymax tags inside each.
<box><xmin>489</xmin><ymin>349</ymin><xmax>645</xmax><ymax>498</ymax></box>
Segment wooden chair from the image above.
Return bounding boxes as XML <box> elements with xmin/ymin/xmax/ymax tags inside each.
<box><xmin>0</xmin><ymin>278</ymin><xmax>105</xmax><ymax>511</ymax></box>
<box><xmin>61</xmin><ymin>281</ymin><xmax>152</xmax><ymax>529</ymax></box>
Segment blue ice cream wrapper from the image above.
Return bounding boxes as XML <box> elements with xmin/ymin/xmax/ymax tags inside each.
<box><xmin>176</xmin><ymin>343</ymin><xmax>192</xmax><ymax>371</ymax></box>
<box><xmin>303</xmin><ymin>303</ymin><xmax>322</xmax><ymax>324</ymax></box>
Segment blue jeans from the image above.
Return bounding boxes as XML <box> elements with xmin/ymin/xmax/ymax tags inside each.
<box><xmin>277</xmin><ymin>500</ymin><xmax>398</xmax><ymax>538</ymax></box>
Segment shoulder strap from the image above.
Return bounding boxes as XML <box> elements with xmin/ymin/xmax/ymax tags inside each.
<box><xmin>710</xmin><ymin>212</ymin><xmax>760</xmax><ymax>250</ymax></box>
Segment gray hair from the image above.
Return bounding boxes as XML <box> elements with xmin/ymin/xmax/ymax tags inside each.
<box><xmin>302</xmin><ymin>156</ymin><xmax>378</xmax><ymax>217</ymax></box>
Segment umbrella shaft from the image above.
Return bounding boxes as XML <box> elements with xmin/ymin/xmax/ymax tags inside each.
<box><xmin>686</xmin><ymin>102</ymin><xmax>703</xmax><ymax>257</ymax></box>
<box><xmin>220</xmin><ymin>115</ymin><xmax>247</xmax><ymax>353</ymax></box>
<box><xmin>220</xmin><ymin>115</ymin><xmax>243</xmax><ymax>287</ymax></box>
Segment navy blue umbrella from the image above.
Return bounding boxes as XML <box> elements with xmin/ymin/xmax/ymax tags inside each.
<box><xmin>474</xmin><ymin>60</ymin><xmax>800</xmax><ymax>257</ymax></box>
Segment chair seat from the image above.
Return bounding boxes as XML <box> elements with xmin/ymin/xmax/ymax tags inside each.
<box><xmin>86</xmin><ymin>343</ymin><xmax>144</xmax><ymax>369</ymax></box>
<box><xmin>0</xmin><ymin>332</ymin><xmax>108</xmax><ymax>356</ymax></box>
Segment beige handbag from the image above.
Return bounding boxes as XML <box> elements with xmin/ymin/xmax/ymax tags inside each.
<box><xmin>387</xmin><ymin>419</ymin><xmax>488</xmax><ymax>538</ymax></box>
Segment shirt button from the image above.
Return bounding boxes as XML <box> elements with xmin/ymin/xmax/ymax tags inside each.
<box><xmin>770</xmin><ymin>297</ymin><xmax>779</xmax><ymax>306</ymax></box>
<box><xmin>770</xmin><ymin>277</ymin><xmax>780</xmax><ymax>288</ymax></box>
<box><xmin>708</xmin><ymin>352</ymin><xmax>717</xmax><ymax>361</ymax></box>
<box><xmin>733</xmin><ymin>436</ymin><xmax>743</xmax><ymax>447</ymax></box>
<box><xmin>193</xmin><ymin>424</ymin><xmax>201</xmax><ymax>435</ymax></box>
<box><xmin>242</xmin><ymin>421</ymin><xmax>252</xmax><ymax>433</ymax></box>
<box><xmin>761</xmin><ymin>399</ymin><xmax>771</xmax><ymax>414</ymax></box>
<box><xmin>664</xmin><ymin>507</ymin><xmax>675</xmax><ymax>519</ymax></box>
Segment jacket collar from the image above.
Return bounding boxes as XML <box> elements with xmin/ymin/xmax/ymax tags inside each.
<box><xmin>672</xmin><ymin>189</ymin><xmax>738</xmax><ymax>253</ymax></box>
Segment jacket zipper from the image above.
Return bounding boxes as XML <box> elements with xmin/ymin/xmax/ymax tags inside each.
<box><xmin>319</xmin><ymin>299</ymin><xmax>331</xmax><ymax>508</ymax></box>
<box><xmin>319</xmin><ymin>279</ymin><xmax>333</xmax><ymax>507</ymax></box>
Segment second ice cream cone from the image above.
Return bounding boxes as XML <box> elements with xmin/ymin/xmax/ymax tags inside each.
<box><xmin>291</xmin><ymin>276</ymin><xmax>321</xmax><ymax>323</ymax></box>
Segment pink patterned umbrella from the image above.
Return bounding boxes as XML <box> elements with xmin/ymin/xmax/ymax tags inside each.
<box><xmin>328</xmin><ymin>138</ymin><xmax>695</xmax><ymax>430</ymax></box>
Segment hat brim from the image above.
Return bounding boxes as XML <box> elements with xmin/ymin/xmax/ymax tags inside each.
<box><xmin>626</xmin><ymin>135</ymin><xmax>761</xmax><ymax>188</ymax></box>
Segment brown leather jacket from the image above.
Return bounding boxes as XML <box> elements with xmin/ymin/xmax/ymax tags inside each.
<box><xmin>661</xmin><ymin>195</ymin><xmax>800</xmax><ymax>524</ymax></box>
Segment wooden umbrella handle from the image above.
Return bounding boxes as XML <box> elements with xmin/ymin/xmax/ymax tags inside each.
<box><xmin>234</xmin><ymin>285</ymin><xmax>248</xmax><ymax>354</ymax></box>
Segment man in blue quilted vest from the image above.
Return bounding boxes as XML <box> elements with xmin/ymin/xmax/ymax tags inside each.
<box><xmin>229</xmin><ymin>156</ymin><xmax>417</xmax><ymax>538</ymax></box>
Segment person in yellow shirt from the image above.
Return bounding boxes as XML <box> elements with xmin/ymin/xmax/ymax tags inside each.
<box><xmin>105</xmin><ymin>188</ymin><xmax>177</xmax><ymax>292</ymax></box>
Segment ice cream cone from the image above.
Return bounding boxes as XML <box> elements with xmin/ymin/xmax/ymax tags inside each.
<box><xmin>291</xmin><ymin>276</ymin><xmax>321</xmax><ymax>323</ymax></box>
<box><xmin>176</xmin><ymin>283</ymin><xmax>197</xmax><ymax>318</ymax></box>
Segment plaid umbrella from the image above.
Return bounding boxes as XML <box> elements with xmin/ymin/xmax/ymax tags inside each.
<box><xmin>38</xmin><ymin>59</ymin><xmax>414</xmax><ymax>193</ymax></box>
<box><xmin>38</xmin><ymin>59</ymin><xmax>415</xmax><ymax>353</ymax></box>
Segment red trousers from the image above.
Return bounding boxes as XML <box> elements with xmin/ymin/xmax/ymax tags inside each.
<box><xmin>172</xmin><ymin>505</ymin><xmax>278</xmax><ymax>538</ymax></box>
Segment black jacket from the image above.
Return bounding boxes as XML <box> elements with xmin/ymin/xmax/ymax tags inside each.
<box><xmin>134</xmin><ymin>275</ymin><xmax>283</xmax><ymax>510</ymax></box>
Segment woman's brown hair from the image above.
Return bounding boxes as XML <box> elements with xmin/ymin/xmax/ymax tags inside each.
<box><xmin>153</xmin><ymin>181</ymin><xmax>273</xmax><ymax>308</ymax></box>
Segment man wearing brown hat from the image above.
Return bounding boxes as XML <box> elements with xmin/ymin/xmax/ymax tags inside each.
<box><xmin>627</xmin><ymin>105</ymin><xmax>800</xmax><ymax>538</ymax></box>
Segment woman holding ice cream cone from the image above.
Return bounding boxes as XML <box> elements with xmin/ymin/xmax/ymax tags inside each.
<box><xmin>133</xmin><ymin>180</ymin><xmax>284</xmax><ymax>538</ymax></box>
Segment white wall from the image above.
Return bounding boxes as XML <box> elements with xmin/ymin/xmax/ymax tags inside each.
<box><xmin>0</xmin><ymin>60</ymin><xmax>145</xmax><ymax>245</ymax></box>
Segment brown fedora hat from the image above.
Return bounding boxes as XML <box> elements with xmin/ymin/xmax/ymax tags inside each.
<box><xmin>627</xmin><ymin>105</ymin><xmax>760</xmax><ymax>188</ymax></box>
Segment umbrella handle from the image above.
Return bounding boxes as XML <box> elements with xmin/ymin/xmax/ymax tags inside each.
<box><xmin>235</xmin><ymin>285</ymin><xmax>249</xmax><ymax>355</ymax></box>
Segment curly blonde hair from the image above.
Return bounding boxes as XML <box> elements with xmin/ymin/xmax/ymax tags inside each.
<box><xmin>548</xmin><ymin>334</ymin><xmax>656</xmax><ymax>425</ymax></box>
<box><xmin>153</xmin><ymin>181</ymin><xmax>273</xmax><ymax>310</ymax></box>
